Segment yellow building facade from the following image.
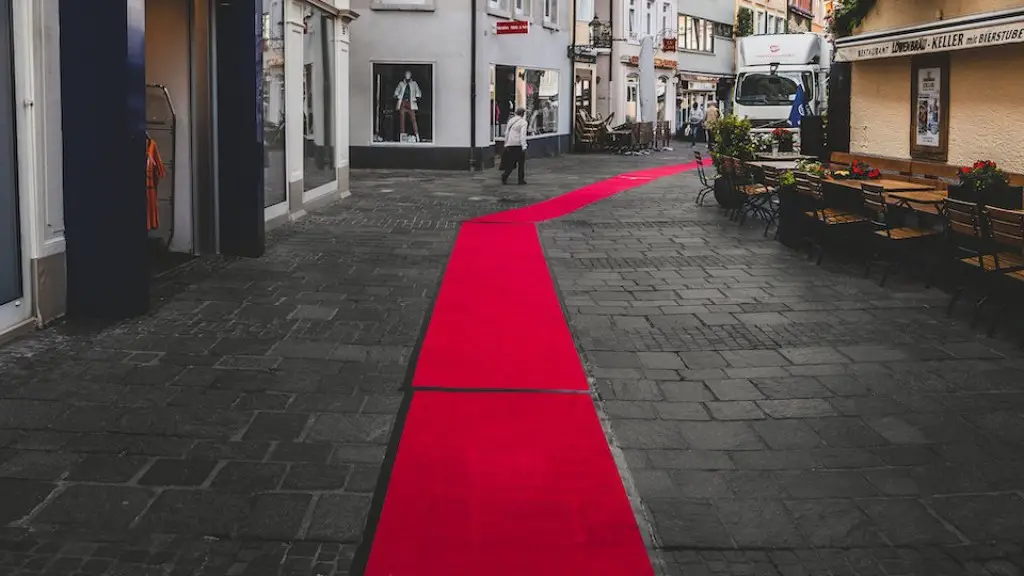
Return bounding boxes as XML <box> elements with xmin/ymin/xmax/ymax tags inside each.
<box><xmin>835</xmin><ymin>1</ymin><xmax>1024</xmax><ymax>173</ymax></box>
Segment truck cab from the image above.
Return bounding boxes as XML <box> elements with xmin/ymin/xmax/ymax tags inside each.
<box><xmin>732</xmin><ymin>34</ymin><xmax>831</xmax><ymax>136</ymax></box>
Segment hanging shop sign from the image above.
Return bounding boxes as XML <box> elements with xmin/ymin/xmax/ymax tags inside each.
<box><xmin>625</xmin><ymin>55</ymin><xmax>677</xmax><ymax>69</ymax></box>
<box><xmin>835</xmin><ymin>15</ymin><xmax>1024</xmax><ymax>62</ymax></box>
<box><xmin>496</xmin><ymin>20</ymin><xmax>529</xmax><ymax>34</ymax></box>
<box><xmin>662</xmin><ymin>38</ymin><xmax>677</xmax><ymax>52</ymax></box>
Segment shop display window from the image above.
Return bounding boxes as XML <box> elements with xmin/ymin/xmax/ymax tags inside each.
<box><xmin>372</xmin><ymin>63</ymin><xmax>434</xmax><ymax>144</ymax></box>
<box><xmin>261</xmin><ymin>0</ymin><xmax>286</xmax><ymax>207</ymax></box>
<box><xmin>490</xmin><ymin>65</ymin><xmax>559</xmax><ymax>139</ymax></box>
<box><xmin>302</xmin><ymin>4</ymin><xmax>336</xmax><ymax>191</ymax></box>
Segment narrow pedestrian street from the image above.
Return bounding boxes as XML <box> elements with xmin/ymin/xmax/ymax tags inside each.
<box><xmin>2</xmin><ymin>152</ymin><xmax>1024</xmax><ymax>575</ymax></box>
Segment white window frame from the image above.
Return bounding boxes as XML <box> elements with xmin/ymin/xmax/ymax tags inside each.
<box><xmin>543</xmin><ymin>0</ymin><xmax>557</xmax><ymax>25</ymax></box>
<box><xmin>755</xmin><ymin>9</ymin><xmax>766</xmax><ymax>34</ymax></box>
<box><xmin>515</xmin><ymin>0</ymin><xmax>530</xmax><ymax>18</ymax></box>
<box><xmin>488</xmin><ymin>0</ymin><xmax>511</xmax><ymax>17</ymax></box>
<box><xmin>627</xmin><ymin>0</ymin><xmax>637</xmax><ymax>39</ymax></box>
<box><xmin>576</xmin><ymin>0</ymin><xmax>594</xmax><ymax>22</ymax></box>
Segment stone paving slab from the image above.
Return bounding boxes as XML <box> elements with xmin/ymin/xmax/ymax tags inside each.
<box><xmin>0</xmin><ymin>150</ymin><xmax>696</xmax><ymax>576</ymax></box>
<box><xmin>540</xmin><ymin>169</ymin><xmax>1024</xmax><ymax>575</ymax></box>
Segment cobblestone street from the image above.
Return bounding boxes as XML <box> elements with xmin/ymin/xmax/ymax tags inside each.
<box><xmin>0</xmin><ymin>151</ymin><xmax>694</xmax><ymax>576</ymax></box>
<box><xmin>541</xmin><ymin>165</ymin><xmax>1024</xmax><ymax>575</ymax></box>
<box><xmin>2</xmin><ymin>150</ymin><xmax>1024</xmax><ymax>575</ymax></box>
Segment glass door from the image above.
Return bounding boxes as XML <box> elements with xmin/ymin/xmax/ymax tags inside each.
<box><xmin>0</xmin><ymin>0</ymin><xmax>26</xmax><ymax>332</ymax></box>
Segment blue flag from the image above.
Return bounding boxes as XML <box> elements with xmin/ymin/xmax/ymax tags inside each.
<box><xmin>788</xmin><ymin>85</ymin><xmax>807</xmax><ymax>127</ymax></box>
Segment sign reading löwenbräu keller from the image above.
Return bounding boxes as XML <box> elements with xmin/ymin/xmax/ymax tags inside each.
<box><xmin>836</xmin><ymin>19</ymin><xmax>1024</xmax><ymax>62</ymax></box>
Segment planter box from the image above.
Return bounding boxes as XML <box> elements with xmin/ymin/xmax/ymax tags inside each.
<box><xmin>713</xmin><ymin>176</ymin><xmax>743</xmax><ymax>209</ymax></box>
<box><xmin>948</xmin><ymin>183</ymin><xmax>1023</xmax><ymax>210</ymax></box>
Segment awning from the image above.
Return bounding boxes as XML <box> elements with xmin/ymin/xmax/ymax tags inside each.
<box><xmin>835</xmin><ymin>8</ymin><xmax>1024</xmax><ymax>62</ymax></box>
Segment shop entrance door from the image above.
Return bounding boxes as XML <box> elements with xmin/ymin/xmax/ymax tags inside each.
<box><xmin>0</xmin><ymin>0</ymin><xmax>28</xmax><ymax>332</ymax></box>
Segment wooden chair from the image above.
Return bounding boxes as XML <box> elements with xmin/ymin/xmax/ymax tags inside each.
<box><xmin>943</xmin><ymin>198</ymin><xmax>999</xmax><ymax>324</ymax></box>
<box><xmin>795</xmin><ymin>173</ymin><xmax>867</xmax><ymax>265</ymax></box>
<box><xmin>694</xmin><ymin>150</ymin><xmax>714</xmax><ymax>206</ymax></box>
<box><xmin>760</xmin><ymin>166</ymin><xmax>783</xmax><ymax>238</ymax></box>
<box><xmin>860</xmin><ymin>183</ymin><xmax>940</xmax><ymax>287</ymax></box>
<box><xmin>986</xmin><ymin>207</ymin><xmax>1024</xmax><ymax>339</ymax></box>
<box><xmin>732</xmin><ymin>161</ymin><xmax>772</xmax><ymax>225</ymax></box>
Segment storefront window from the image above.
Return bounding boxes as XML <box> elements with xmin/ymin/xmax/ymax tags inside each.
<box><xmin>626</xmin><ymin>74</ymin><xmax>638</xmax><ymax>123</ymax></box>
<box><xmin>491</xmin><ymin>65</ymin><xmax>560</xmax><ymax>139</ymax></box>
<box><xmin>302</xmin><ymin>4</ymin><xmax>335</xmax><ymax>191</ymax></box>
<box><xmin>372</xmin><ymin>63</ymin><xmax>434</xmax><ymax>144</ymax></box>
<box><xmin>261</xmin><ymin>0</ymin><xmax>286</xmax><ymax>208</ymax></box>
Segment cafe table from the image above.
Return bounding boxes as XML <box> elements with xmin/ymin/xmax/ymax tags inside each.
<box><xmin>886</xmin><ymin>189</ymin><xmax>947</xmax><ymax>215</ymax></box>
<box><xmin>746</xmin><ymin>160</ymin><xmax>802</xmax><ymax>171</ymax></box>
<box><xmin>755</xmin><ymin>152</ymin><xmax>817</xmax><ymax>161</ymax></box>
<box><xmin>826</xmin><ymin>178</ymin><xmax>937</xmax><ymax>192</ymax></box>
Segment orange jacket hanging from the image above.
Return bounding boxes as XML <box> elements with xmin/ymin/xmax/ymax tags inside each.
<box><xmin>146</xmin><ymin>136</ymin><xmax>166</xmax><ymax>231</ymax></box>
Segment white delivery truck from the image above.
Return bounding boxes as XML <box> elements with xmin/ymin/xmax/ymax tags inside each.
<box><xmin>733</xmin><ymin>33</ymin><xmax>832</xmax><ymax>139</ymax></box>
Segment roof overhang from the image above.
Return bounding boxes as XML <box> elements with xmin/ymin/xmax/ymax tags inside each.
<box><xmin>835</xmin><ymin>8</ymin><xmax>1024</xmax><ymax>62</ymax></box>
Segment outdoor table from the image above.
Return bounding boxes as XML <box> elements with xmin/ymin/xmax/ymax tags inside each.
<box><xmin>826</xmin><ymin>178</ymin><xmax>936</xmax><ymax>192</ymax></box>
<box><xmin>755</xmin><ymin>152</ymin><xmax>816</xmax><ymax>161</ymax></box>
<box><xmin>746</xmin><ymin>160</ymin><xmax>801</xmax><ymax>171</ymax></box>
<box><xmin>886</xmin><ymin>189</ymin><xmax>947</xmax><ymax>217</ymax></box>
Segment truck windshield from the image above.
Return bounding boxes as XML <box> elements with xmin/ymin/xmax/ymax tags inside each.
<box><xmin>736</xmin><ymin>72</ymin><xmax>813</xmax><ymax>106</ymax></box>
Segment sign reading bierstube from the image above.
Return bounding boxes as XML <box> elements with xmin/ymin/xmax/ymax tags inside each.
<box><xmin>496</xmin><ymin>20</ymin><xmax>529</xmax><ymax>34</ymax></box>
<box><xmin>836</xmin><ymin>18</ymin><xmax>1024</xmax><ymax>62</ymax></box>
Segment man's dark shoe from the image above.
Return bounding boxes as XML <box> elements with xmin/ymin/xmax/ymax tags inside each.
<box><xmin>501</xmin><ymin>175</ymin><xmax>508</xmax><ymax>185</ymax></box>
<box><xmin>518</xmin><ymin>180</ymin><xmax>527</xmax><ymax>185</ymax></box>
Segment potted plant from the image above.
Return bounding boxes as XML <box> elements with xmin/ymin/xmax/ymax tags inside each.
<box><xmin>952</xmin><ymin>160</ymin><xmax>1021</xmax><ymax>209</ymax></box>
<box><xmin>830</xmin><ymin>159</ymin><xmax>881</xmax><ymax>181</ymax></box>
<box><xmin>708</xmin><ymin>115</ymin><xmax>755</xmax><ymax>208</ymax></box>
<box><xmin>771</xmin><ymin>127</ymin><xmax>795</xmax><ymax>153</ymax></box>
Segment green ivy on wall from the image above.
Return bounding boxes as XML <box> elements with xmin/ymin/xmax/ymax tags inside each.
<box><xmin>827</xmin><ymin>0</ymin><xmax>877</xmax><ymax>37</ymax></box>
<box><xmin>736</xmin><ymin>7</ymin><xmax>754</xmax><ymax>37</ymax></box>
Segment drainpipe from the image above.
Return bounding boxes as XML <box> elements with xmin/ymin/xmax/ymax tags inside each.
<box><xmin>608</xmin><ymin>6</ymin><xmax>614</xmax><ymax>113</ymax></box>
<box><xmin>469</xmin><ymin>0</ymin><xmax>478</xmax><ymax>171</ymax></box>
<box><xmin>569</xmin><ymin>4</ymin><xmax>577</xmax><ymax>151</ymax></box>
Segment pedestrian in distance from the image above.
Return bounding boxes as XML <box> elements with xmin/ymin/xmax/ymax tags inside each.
<box><xmin>688</xmin><ymin>102</ymin><xmax>705</xmax><ymax>147</ymax></box>
<box><xmin>501</xmin><ymin>107</ymin><xmax>529</xmax><ymax>185</ymax></box>
<box><xmin>704</xmin><ymin>101</ymin><xmax>720</xmax><ymax>150</ymax></box>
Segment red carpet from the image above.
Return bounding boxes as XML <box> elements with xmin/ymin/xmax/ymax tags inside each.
<box><xmin>412</xmin><ymin>222</ymin><xmax>588</xmax><ymax>391</ymax></box>
<box><xmin>364</xmin><ymin>391</ymin><xmax>654</xmax><ymax>576</ymax></box>
<box><xmin>365</xmin><ymin>162</ymin><xmax>704</xmax><ymax>574</ymax></box>
<box><xmin>472</xmin><ymin>160</ymin><xmax>704</xmax><ymax>224</ymax></box>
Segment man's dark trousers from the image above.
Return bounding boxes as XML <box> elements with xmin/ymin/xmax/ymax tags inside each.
<box><xmin>501</xmin><ymin>145</ymin><xmax>525</xmax><ymax>183</ymax></box>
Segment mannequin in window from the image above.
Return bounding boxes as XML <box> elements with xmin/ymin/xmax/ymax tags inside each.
<box><xmin>394</xmin><ymin>70</ymin><xmax>422</xmax><ymax>142</ymax></box>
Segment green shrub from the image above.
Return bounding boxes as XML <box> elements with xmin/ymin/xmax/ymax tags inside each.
<box><xmin>736</xmin><ymin>8</ymin><xmax>754</xmax><ymax>37</ymax></box>
<box><xmin>709</xmin><ymin>114</ymin><xmax>755</xmax><ymax>170</ymax></box>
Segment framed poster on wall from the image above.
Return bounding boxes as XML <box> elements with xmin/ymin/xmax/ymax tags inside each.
<box><xmin>910</xmin><ymin>54</ymin><xmax>949</xmax><ymax>162</ymax></box>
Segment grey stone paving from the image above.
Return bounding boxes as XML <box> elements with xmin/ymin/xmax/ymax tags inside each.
<box><xmin>0</xmin><ymin>150</ymin><xmax>693</xmax><ymax>576</ymax></box>
<box><xmin>540</xmin><ymin>169</ymin><xmax>1024</xmax><ymax>575</ymax></box>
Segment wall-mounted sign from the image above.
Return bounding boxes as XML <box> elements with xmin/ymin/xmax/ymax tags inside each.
<box><xmin>686</xmin><ymin>82</ymin><xmax>716</xmax><ymax>91</ymax></box>
<box><xmin>836</xmin><ymin>16</ymin><xmax>1024</xmax><ymax>62</ymax></box>
<box><xmin>496</xmin><ymin>20</ymin><xmax>529</xmax><ymax>34</ymax></box>
<box><xmin>662</xmin><ymin>38</ymin><xmax>677</xmax><ymax>52</ymax></box>
<box><xmin>626</xmin><ymin>55</ymin><xmax>677</xmax><ymax>69</ymax></box>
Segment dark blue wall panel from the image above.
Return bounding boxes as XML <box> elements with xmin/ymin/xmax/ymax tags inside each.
<box><xmin>216</xmin><ymin>0</ymin><xmax>265</xmax><ymax>257</ymax></box>
<box><xmin>59</xmin><ymin>0</ymin><xmax>148</xmax><ymax>318</ymax></box>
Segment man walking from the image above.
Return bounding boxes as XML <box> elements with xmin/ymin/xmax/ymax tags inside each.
<box><xmin>704</xmin><ymin>101</ymin><xmax>720</xmax><ymax>149</ymax></box>
<box><xmin>501</xmin><ymin>107</ymin><xmax>529</xmax><ymax>185</ymax></box>
<box><xmin>688</xmin><ymin>102</ymin><xmax>705</xmax><ymax>147</ymax></box>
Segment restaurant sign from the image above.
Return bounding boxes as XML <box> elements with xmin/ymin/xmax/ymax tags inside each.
<box><xmin>835</xmin><ymin>18</ymin><xmax>1024</xmax><ymax>62</ymax></box>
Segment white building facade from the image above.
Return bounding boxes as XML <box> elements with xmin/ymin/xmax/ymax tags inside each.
<box><xmin>349</xmin><ymin>0</ymin><xmax>573</xmax><ymax>170</ymax></box>
<box><xmin>1</xmin><ymin>0</ymin><xmax>356</xmax><ymax>340</ymax></box>
<box><xmin>676</xmin><ymin>0</ymin><xmax>736</xmax><ymax>126</ymax></box>
<box><xmin>0</xmin><ymin>0</ymin><xmax>64</xmax><ymax>339</ymax></box>
<box><xmin>606</xmin><ymin>0</ymin><xmax>678</xmax><ymax>130</ymax></box>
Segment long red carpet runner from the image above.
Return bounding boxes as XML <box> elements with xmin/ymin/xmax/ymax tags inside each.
<box><xmin>365</xmin><ymin>160</ymin><xmax>704</xmax><ymax>575</ymax></box>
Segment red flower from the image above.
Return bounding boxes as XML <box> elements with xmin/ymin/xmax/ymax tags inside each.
<box><xmin>986</xmin><ymin>160</ymin><xmax>996</xmax><ymax>168</ymax></box>
<box><xmin>868</xmin><ymin>169</ymin><xmax>881</xmax><ymax>179</ymax></box>
<box><xmin>959</xmin><ymin>167</ymin><xmax>970</xmax><ymax>175</ymax></box>
<box><xmin>974</xmin><ymin>161</ymin><xmax>985</xmax><ymax>170</ymax></box>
